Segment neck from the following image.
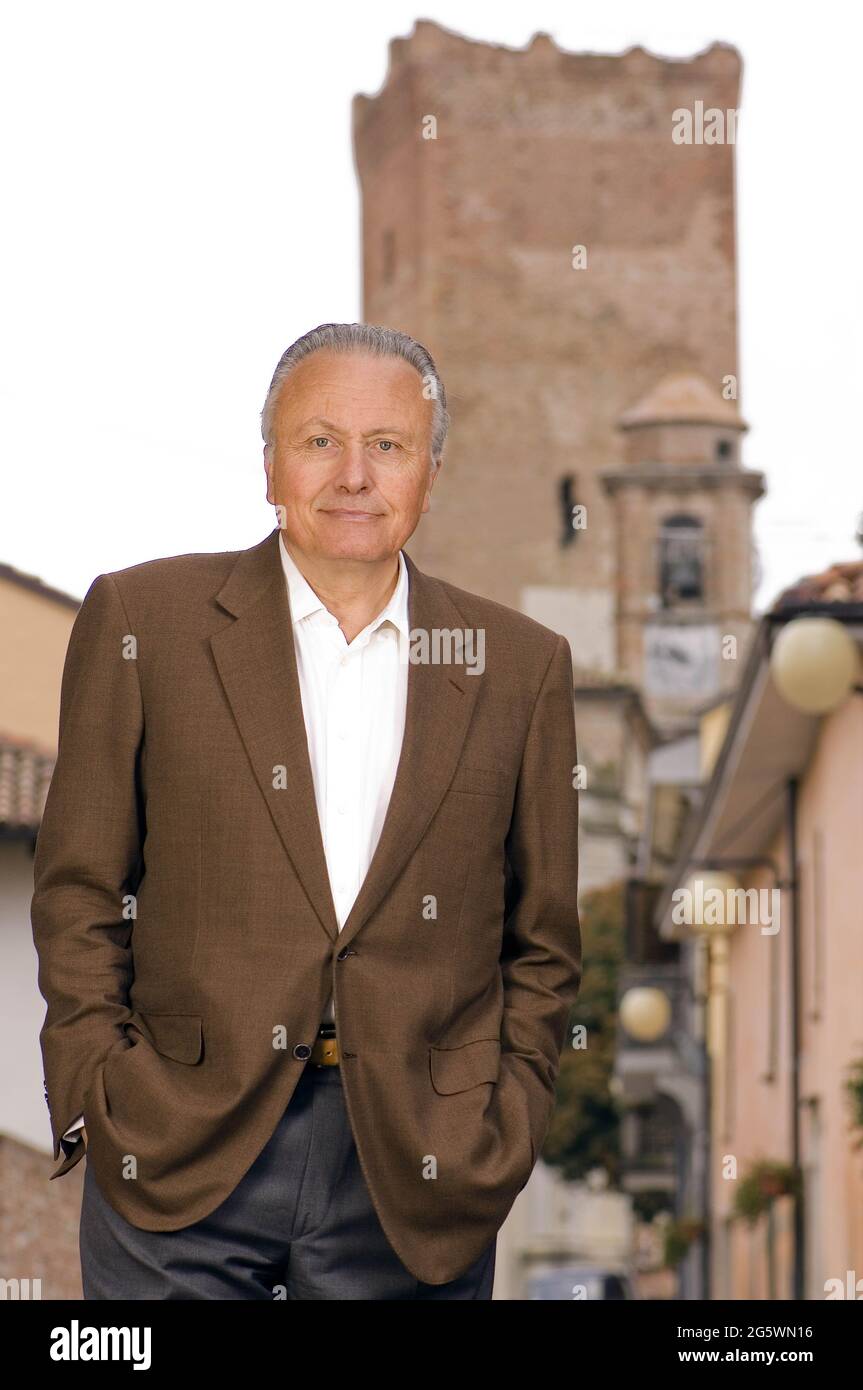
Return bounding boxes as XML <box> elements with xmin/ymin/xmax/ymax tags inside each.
<box><xmin>281</xmin><ymin>536</ymin><xmax>400</xmax><ymax>644</ymax></box>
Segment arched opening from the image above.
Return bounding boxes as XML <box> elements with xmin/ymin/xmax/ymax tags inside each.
<box><xmin>659</xmin><ymin>514</ymin><xmax>705</xmax><ymax>607</ymax></box>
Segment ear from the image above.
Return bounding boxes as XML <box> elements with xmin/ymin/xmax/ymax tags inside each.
<box><xmin>264</xmin><ymin>446</ymin><xmax>274</xmax><ymax>504</ymax></box>
<box><xmin>422</xmin><ymin>458</ymin><xmax>441</xmax><ymax>511</ymax></box>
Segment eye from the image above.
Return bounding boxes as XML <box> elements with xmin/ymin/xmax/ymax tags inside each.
<box><xmin>312</xmin><ymin>436</ymin><xmax>330</xmax><ymax>449</ymax></box>
<box><xmin>377</xmin><ymin>439</ymin><xmax>396</xmax><ymax>452</ymax></box>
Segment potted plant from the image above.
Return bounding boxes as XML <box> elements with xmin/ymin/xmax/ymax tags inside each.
<box><xmin>733</xmin><ymin>1160</ymin><xmax>799</xmax><ymax>1226</ymax></box>
<box><xmin>844</xmin><ymin>1055</ymin><xmax>863</xmax><ymax>1149</ymax></box>
<box><xmin>663</xmin><ymin>1217</ymin><xmax>705</xmax><ymax>1268</ymax></box>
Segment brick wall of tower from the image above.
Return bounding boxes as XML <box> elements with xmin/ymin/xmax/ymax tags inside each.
<box><xmin>353</xmin><ymin>22</ymin><xmax>742</xmax><ymax>613</ymax></box>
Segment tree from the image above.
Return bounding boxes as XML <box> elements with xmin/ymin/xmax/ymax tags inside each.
<box><xmin>543</xmin><ymin>881</ymin><xmax>625</xmax><ymax>1182</ymax></box>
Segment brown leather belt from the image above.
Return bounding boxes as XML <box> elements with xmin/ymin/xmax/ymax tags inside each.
<box><xmin>310</xmin><ymin>1025</ymin><xmax>340</xmax><ymax>1066</ymax></box>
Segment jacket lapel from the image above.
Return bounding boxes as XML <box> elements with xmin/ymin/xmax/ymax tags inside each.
<box><xmin>209</xmin><ymin>528</ymin><xmax>481</xmax><ymax>950</ymax></box>
<box><xmin>336</xmin><ymin>548</ymin><xmax>482</xmax><ymax>953</ymax></box>
<box><xmin>210</xmin><ymin>529</ymin><xmax>339</xmax><ymax>942</ymax></box>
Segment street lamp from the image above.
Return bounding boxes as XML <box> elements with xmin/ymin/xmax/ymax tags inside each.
<box><xmin>770</xmin><ymin>616</ymin><xmax>860</xmax><ymax>714</ymax></box>
<box><xmin>619</xmin><ymin>986</ymin><xmax>672</xmax><ymax>1043</ymax></box>
<box><xmin>678</xmin><ymin>870</ymin><xmax>742</xmax><ymax>934</ymax></box>
<box><xmin>618</xmin><ymin>977</ymin><xmax>710</xmax><ymax>1297</ymax></box>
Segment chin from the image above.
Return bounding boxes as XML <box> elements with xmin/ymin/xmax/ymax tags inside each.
<box><xmin>341</xmin><ymin>542</ymin><xmax>393</xmax><ymax>563</ymax></box>
<box><xmin>311</xmin><ymin>534</ymin><xmax>387</xmax><ymax>563</ymax></box>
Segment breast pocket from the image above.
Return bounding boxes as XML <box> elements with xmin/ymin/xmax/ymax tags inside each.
<box><xmin>448</xmin><ymin>765</ymin><xmax>509</xmax><ymax>798</ymax></box>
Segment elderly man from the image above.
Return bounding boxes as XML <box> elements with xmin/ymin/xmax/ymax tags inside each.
<box><xmin>32</xmin><ymin>322</ymin><xmax>581</xmax><ymax>1300</ymax></box>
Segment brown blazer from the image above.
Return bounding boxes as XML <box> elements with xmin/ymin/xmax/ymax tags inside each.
<box><xmin>31</xmin><ymin>526</ymin><xmax>581</xmax><ymax>1285</ymax></box>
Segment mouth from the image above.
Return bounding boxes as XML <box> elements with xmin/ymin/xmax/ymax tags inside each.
<box><xmin>321</xmin><ymin>509</ymin><xmax>384</xmax><ymax>521</ymax></box>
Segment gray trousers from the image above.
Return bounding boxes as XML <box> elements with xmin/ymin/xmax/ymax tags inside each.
<box><xmin>79</xmin><ymin>1061</ymin><xmax>496</xmax><ymax>1299</ymax></box>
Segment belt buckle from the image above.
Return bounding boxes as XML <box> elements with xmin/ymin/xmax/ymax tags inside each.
<box><xmin>311</xmin><ymin>1025</ymin><xmax>339</xmax><ymax>1067</ymax></box>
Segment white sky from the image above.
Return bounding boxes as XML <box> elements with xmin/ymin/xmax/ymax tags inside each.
<box><xmin>2</xmin><ymin>1</ymin><xmax>860</xmax><ymax>610</ymax></box>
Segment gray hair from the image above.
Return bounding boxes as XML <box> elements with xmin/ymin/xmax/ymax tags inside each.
<box><xmin>261</xmin><ymin>322</ymin><xmax>450</xmax><ymax>467</ymax></box>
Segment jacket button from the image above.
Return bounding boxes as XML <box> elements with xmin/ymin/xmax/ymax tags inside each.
<box><xmin>336</xmin><ymin>947</ymin><xmax>353</xmax><ymax>962</ymax></box>
<box><xmin>292</xmin><ymin>1043</ymin><xmax>312</xmax><ymax>1060</ymax></box>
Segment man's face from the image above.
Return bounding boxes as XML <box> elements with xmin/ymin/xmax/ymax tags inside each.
<box><xmin>264</xmin><ymin>350</ymin><xmax>439</xmax><ymax>564</ymax></box>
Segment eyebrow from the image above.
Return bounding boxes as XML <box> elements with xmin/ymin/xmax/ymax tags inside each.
<box><xmin>296</xmin><ymin>417</ymin><xmax>412</xmax><ymax>440</ymax></box>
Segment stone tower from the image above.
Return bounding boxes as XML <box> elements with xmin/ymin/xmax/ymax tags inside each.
<box><xmin>603</xmin><ymin>373</ymin><xmax>764</xmax><ymax>730</ymax></box>
<box><xmin>353</xmin><ymin>21</ymin><xmax>764</xmax><ymax>731</ymax></box>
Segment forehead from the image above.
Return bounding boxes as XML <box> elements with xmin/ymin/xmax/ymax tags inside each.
<box><xmin>275</xmin><ymin>350</ymin><xmax>431</xmax><ymax>427</ymax></box>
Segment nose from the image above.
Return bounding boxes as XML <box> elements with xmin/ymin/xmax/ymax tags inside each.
<box><xmin>334</xmin><ymin>441</ymin><xmax>374</xmax><ymax>492</ymax></box>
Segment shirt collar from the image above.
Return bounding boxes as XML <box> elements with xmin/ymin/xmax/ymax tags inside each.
<box><xmin>278</xmin><ymin>530</ymin><xmax>410</xmax><ymax>641</ymax></box>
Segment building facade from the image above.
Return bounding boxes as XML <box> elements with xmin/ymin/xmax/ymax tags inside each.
<box><xmin>354</xmin><ymin>21</ymin><xmax>766</xmax><ymax>1296</ymax></box>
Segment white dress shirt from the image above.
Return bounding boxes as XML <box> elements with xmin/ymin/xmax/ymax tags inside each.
<box><xmin>60</xmin><ymin>534</ymin><xmax>410</xmax><ymax>1147</ymax></box>
<box><xmin>279</xmin><ymin>532</ymin><xmax>410</xmax><ymax>1021</ymax></box>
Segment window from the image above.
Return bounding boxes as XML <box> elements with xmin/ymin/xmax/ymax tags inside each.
<box><xmin>659</xmin><ymin>514</ymin><xmax>705</xmax><ymax>607</ymax></box>
<box><xmin>559</xmin><ymin>473</ymin><xmax>581</xmax><ymax>547</ymax></box>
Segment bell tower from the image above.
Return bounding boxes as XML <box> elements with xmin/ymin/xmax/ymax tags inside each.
<box><xmin>601</xmin><ymin>373</ymin><xmax>765</xmax><ymax>732</ymax></box>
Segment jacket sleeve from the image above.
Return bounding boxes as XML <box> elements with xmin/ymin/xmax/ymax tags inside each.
<box><xmin>31</xmin><ymin>571</ymin><xmax>143</xmax><ymax>1168</ymax></box>
<box><xmin>499</xmin><ymin>633</ymin><xmax>582</xmax><ymax>1152</ymax></box>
